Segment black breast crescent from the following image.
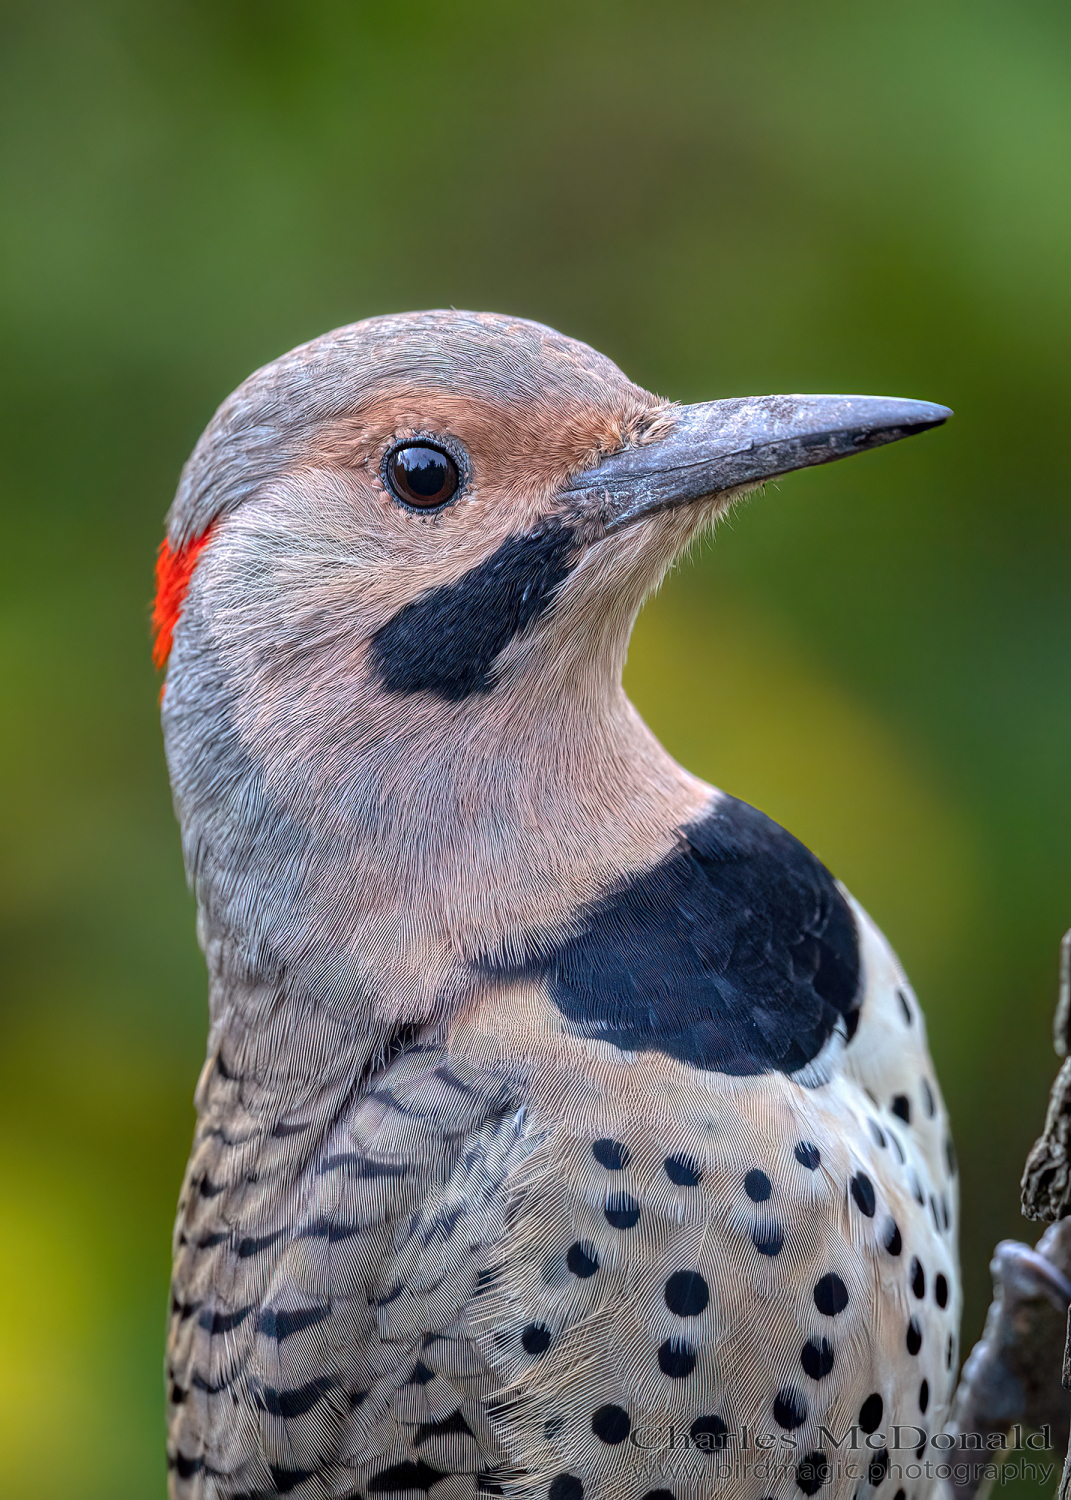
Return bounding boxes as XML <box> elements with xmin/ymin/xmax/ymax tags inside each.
<box><xmin>481</xmin><ymin>795</ymin><xmax>860</xmax><ymax>1076</ymax></box>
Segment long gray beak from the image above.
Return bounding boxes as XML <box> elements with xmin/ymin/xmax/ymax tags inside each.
<box><xmin>560</xmin><ymin>394</ymin><xmax>951</xmax><ymax>532</ymax></box>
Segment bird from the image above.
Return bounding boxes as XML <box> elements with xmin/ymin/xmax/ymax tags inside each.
<box><xmin>156</xmin><ymin>310</ymin><xmax>958</xmax><ymax>1500</ymax></box>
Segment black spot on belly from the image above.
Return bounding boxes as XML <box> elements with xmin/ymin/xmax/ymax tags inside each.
<box><xmin>868</xmin><ymin>1449</ymin><xmax>890</xmax><ymax>1486</ymax></box>
<box><xmin>907</xmin><ymin>1318</ymin><xmax>923</xmax><ymax>1355</ymax></box>
<box><xmin>665</xmin><ymin>1270</ymin><xmax>709</xmax><ymax>1317</ymax></box>
<box><xmin>477</xmin><ymin>795</ymin><xmax>860</xmax><ymax>1076</ymax></box>
<box><xmin>892</xmin><ymin>1094</ymin><xmax>911</xmax><ymax>1124</ymax></box>
<box><xmin>271</xmin><ymin>1467</ymin><xmax>315</xmax><ymax>1492</ymax></box>
<box><xmin>237</xmin><ymin>1229</ymin><xmax>284</xmax><ymax>1258</ymax></box>
<box><xmin>475</xmin><ymin>1263</ymin><xmax>504</xmax><ymax>1295</ymax></box>
<box><xmin>795</xmin><ymin>1142</ymin><xmax>821</xmax><ymax>1170</ymax></box>
<box><xmin>691</xmin><ymin>1415</ymin><xmax>729</xmax><ymax>1452</ymax></box>
<box><xmin>658</xmin><ymin>1338</ymin><xmax>696</xmax><ymax>1378</ymax></box>
<box><xmin>859</xmin><ymin>1393</ymin><xmax>883</xmax><ymax>1433</ymax></box>
<box><xmin>774</xmin><ymin>1388</ymin><xmax>808</xmax><ymax>1429</ymax></box>
<box><xmin>567</xmin><ymin>1242</ymin><xmax>599</xmax><ymax>1277</ymax></box>
<box><xmin>850</xmin><ymin>1172</ymin><xmax>876</xmax><ymax>1217</ymax></box>
<box><xmin>814</xmin><ymin>1274</ymin><xmax>849</xmax><ymax>1315</ymax></box>
<box><xmin>369</xmin><ymin>521</ymin><xmax>580</xmax><ymax>700</ymax></box>
<box><xmin>549</xmin><ymin>1477</ymin><xmax>583</xmax><ymax>1500</ymax></box>
<box><xmin>198</xmin><ymin>1305</ymin><xmax>251</xmax><ymax>1335</ymax></box>
<box><xmin>883</xmin><ymin>1220</ymin><xmax>902</xmax><ymax>1256</ymax></box>
<box><xmin>641</xmin><ymin>1492</ymin><xmax>676</xmax><ymax>1500</ymax></box>
<box><xmin>414</xmin><ymin>1408</ymin><xmax>476</xmax><ymax>1446</ymax></box>
<box><xmin>796</xmin><ymin>1452</ymin><xmax>829</xmax><ymax>1495</ymax></box>
<box><xmin>919</xmin><ymin>1378</ymin><xmax>929</xmax><ymax>1413</ymax></box>
<box><xmin>592</xmin><ymin>1138</ymin><xmax>630</xmax><ymax>1170</ymax></box>
<box><xmin>935</xmin><ymin>1273</ymin><xmax>948</xmax><ymax>1308</ymax></box>
<box><xmin>604</xmin><ymin>1193</ymin><xmax>640</xmax><ymax>1229</ymax></box>
<box><xmin>745</xmin><ymin>1169</ymin><xmax>772</xmax><ymax>1201</ymax></box>
<box><xmin>522</xmin><ymin>1323</ymin><xmax>552</xmax><ymax>1355</ymax></box>
<box><xmin>592</xmin><ymin>1404</ymin><xmax>631</xmax><ymax>1444</ymax></box>
<box><xmin>752</xmin><ymin>1222</ymin><xmax>784</xmax><ymax>1256</ymax></box>
<box><xmin>665</xmin><ymin>1153</ymin><xmax>702</xmax><ymax>1186</ymax></box>
<box><xmin>922</xmin><ymin>1078</ymin><xmax>936</xmax><ymax>1117</ymax></box>
<box><xmin>911</xmin><ymin>1258</ymin><xmax>926</xmax><ymax>1298</ymax></box>
<box><xmin>257</xmin><ymin>1304</ymin><xmax>329</xmax><ymax>1341</ymax></box>
<box><xmin>255</xmin><ymin>1378</ymin><xmax>334</xmax><ymax>1419</ymax></box>
<box><xmin>369</xmin><ymin>1461</ymin><xmax>448</xmax><ymax>1493</ymax></box>
<box><xmin>801</xmin><ymin>1338</ymin><xmax>835</xmax><ymax>1379</ymax></box>
<box><xmin>868</xmin><ymin>1120</ymin><xmax>886</xmax><ymax>1149</ymax></box>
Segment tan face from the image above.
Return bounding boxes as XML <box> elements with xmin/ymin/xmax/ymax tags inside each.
<box><xmin>280</xmin><ymin>380</ymin><xmax>676</xmax><ymax>646</ymax></box>
<box><xmin>195</xmin><ymin>364</ymin><xmax>698</xmax><ymax>766</ymax></box>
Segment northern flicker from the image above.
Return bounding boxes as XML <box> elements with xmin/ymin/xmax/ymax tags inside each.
<box><xmin>156</xmin><ymin>311</ymin><xmax>958</xmax><ymax>1500</ymax></box>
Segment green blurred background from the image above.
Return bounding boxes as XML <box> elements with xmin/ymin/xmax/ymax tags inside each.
<box><xmin>2</xmin><ymin>1</ymin><xmax>1070</xmax><ymax>1493</ymax></box>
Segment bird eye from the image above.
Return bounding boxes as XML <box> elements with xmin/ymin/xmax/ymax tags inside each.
<box><xmin>385</xmin><ymin>442</ymin><xmax>461</xmax><ymax>510</ymax></box>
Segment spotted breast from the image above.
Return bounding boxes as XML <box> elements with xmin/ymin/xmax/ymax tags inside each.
<box><xmin>448</xmin><ymin>860</ymin><xmax>958</xmax><ymax>1500</ymax></box>
<box><xmin>168</xmin><ymin>796</ymin><xmax>958</xmax><ymax>1500</ymax></box>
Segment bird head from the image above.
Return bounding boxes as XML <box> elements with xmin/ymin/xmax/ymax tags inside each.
<box><xmin>156</xmin><ymin>310</ymin><xmax>947</xmax><ymax>1056</ymax></box>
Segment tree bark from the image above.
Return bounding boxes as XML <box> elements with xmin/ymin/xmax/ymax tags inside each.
<box><xmin>947</xmin><ymin>931</ymin><xmax>1071</xmax><ymax>1499</ymax></box>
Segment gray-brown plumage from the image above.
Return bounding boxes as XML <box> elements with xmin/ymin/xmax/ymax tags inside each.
<box><xmin>158</xmin><ymin>310</ymin><xmax>957</xmax><ymax>1500</ymax></box>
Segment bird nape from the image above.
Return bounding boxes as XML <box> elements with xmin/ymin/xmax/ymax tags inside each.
<box><xmin>156</xmin><ymin>310</ymin><xmax>955</xmax><ymax>1500</ymax></box>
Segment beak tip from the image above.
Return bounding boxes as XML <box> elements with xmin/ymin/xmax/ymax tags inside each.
<box><xmin>907</xmin><ymin>399</ymin><xmax>953</xmax><ymax>427</ymax></box>
<box><xmin>806</xmin><ymin>394</ymin><xmax>952</xmax><ymax>432</ymax></box>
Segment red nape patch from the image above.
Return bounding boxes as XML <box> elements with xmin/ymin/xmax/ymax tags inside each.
<box><xmin>152</xmin><ymin>528</ymin><xmax>214</xmax><ymax>669</ymax></box>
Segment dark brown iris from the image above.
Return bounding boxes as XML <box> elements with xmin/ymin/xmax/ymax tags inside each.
<box><xmin>386</xmin><ymin>443</ymin><xmax>460</xmax><ymax>509</ymax></box>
